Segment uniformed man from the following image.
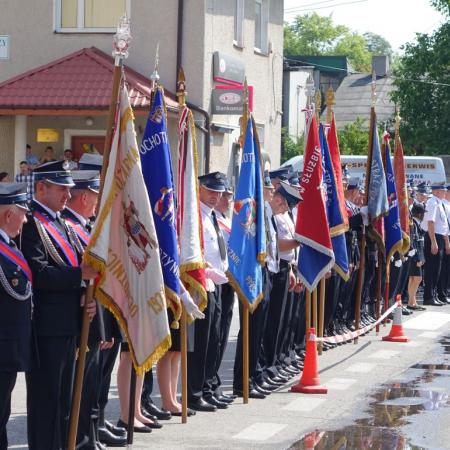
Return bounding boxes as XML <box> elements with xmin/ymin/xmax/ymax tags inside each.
<box><xmin>438</xmin><ymin>184</ymin><xmax>450</xmax><ymax>305</ymax></box>
<box><xmin>0</xmin><ymin>183</ymin><xmax>32</xmax><ymax>450</ymax></box>
<box><xmin>213</xmin><ymin>177</ymin><xmax>236</xmax><ymax>404</ymax></box>
<box><xmin>18</xmin><ymin>161</ymin><xmax>97</xmax><ymax>450</ymax></box>
<box><xmin>262</xmin><ymin>172</ymin><xmax>300</xmax><ymax>387</ymax></box>
<box><xmin>187</xmin><ymin>172</ymin><xmax>229</xmax><ymax>412</ymax></box>
<box><xmin>61</xmin><ymin>171</ymin><xmax>127</xmax><ymax>449</ymax></box>
<box><xmin>422</xmin><ymin>183</ymin><xmax>450</xmax><ymax>306</ymax></box>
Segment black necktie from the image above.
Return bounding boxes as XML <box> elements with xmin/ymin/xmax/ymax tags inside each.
<box><xmin>211</xmin><ymin>210</ymin><xmax>227</xmax><ymax>262</ymax></box>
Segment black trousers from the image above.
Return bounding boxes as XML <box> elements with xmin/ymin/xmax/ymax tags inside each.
<box><xmin>98</xmin><ymin>341</ymin><xmax>120</xmax><ymax>411</ymax></box>
<box><xmin>211</xmin><ymin>282</ymin><xmax>235</xmax><ymax>396</ymax></box>
<box><xmin>424</xmin><ymin>233</ymin><xmax>444</xmax><ymax>301</ymax></box>
<box><xmin>263</xmin><ymin>262</ymin><xmax>289</xmax><ymax>378</ymax></box>
<box><xmin>142</xmin><ymin>368</ymin><xmax>154</xmax><ymax>400</ymax></box>
<box><xmin>187</xmin><ymin>286</ymin><xmax>220</xmax><ymax>402</ymax></box>
<box><xmin>438</xmin><ymin>253</ymin><xmax>450</xmax><ymax>300</ymax></box>
<box><xmin>0</xmin><ymin>371</ymin><xmax>17</xmax><ymax>450</ymax></box>
<box><xmin>234</xmin><ymin>268</ymin><xmax>272</xmax><ymax>390</ymax></box>
<box><xmin>77</xmin><ymin>341</ymin><xmax>101</xmax><ymax>444</ymax></box>
<box><xmin>26</xmin><ymin>336</ymin><xmax>76</xmax><ymax>450</ymax></box>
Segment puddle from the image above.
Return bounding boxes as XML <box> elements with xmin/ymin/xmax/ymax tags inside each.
<box><xmin>291</xmin><ymin>336</ymin><xmax>450</xmax><ymax>449</ymax></box>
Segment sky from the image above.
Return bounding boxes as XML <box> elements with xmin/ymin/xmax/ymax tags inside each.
<box><xmin>284</xmin><ymin>0</ymin><xmax>445</xmax><ymax>52</ymax></box>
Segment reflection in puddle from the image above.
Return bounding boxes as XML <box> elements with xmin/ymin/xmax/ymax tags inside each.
<box><xmin>291</xmin><ymin>336</ymin><xmax>450</xmax><ymax>449</ymax></box>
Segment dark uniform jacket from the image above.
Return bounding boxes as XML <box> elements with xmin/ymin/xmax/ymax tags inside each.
<box><xmin>0</xmin><ymin>233</ymin><xmax>33</xmax><ymax>372</ymax></box>
<box><xmin>410</xmin><ymin>216</ymin><xmax>426</xmax><ymax>264</ymax></box>
<box><xmin>61</xmin><ymin>207</ymin><xmax>120</xmax><ymax>342</ymax></box>
<box><xmin>17</xmin><ymin>201</ymin><xmax>82</xmax><ymax>337</ymax></box>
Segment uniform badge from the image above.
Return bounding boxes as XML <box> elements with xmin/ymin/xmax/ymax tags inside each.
<box><xmin>11</xmin><ymin>278</ymin><xmax>18</xmax><ymax>287</ymax></box>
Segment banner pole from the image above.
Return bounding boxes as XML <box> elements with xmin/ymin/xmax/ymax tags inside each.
<box><xmin>312</xmin><ymin>288</ymin><xmax>318</xmax><ymax>332</ymax></box>
<box><xmin>176</xmin><ymin>68</ymin><xmax>189</xmax><ymax>424</ymax></box>
<box><xmin>243</xmin><ymin>304</ymin><xmax>250</xmax><ymax>404</ymax></box>
<box><xmin>127</xmin><ymin>366</ymin><xmax>137</xmax><ymax>447</ymax></box>
<box><xmin>180</xmin><ymin>308</ymin><xmax>188</xmax><ymax>423</ymax></box>
<box><xmin>318</xmin><ymin>278</ymin><xmax>326</xmax><ymax>355</ymax></box>
<box><xmin>384</xmin><ymin>263</ymin><xmax>391</xmax><ymax>326</ymax></box>
<box><xmin>375</xmin><ymin>252</ymin><xmax>382</xmax><ymax>333</ymax></box>
<box><xmin>67</xmin><ymin>22</ymin><xmax>126</xmax><ymax>450</ymax></box>
<box><xmin>305</xmin><ymin>289</ymin><xmax>311</xmax><ymax>333</ymax></box>
<box><xmin>354</xmin><ymin>73</ymin><xmax>377</xmax><ymax>344</ymax></box>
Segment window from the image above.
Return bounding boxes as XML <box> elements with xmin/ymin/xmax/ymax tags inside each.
<box><xmin>254</xmin><ymin>0</ymin><xmax>269</xmax><ymax>54</ymax></box>
<box><xmin>234</xmin><ymin>0</ymin><xmax>244</xmax><ymax>48</ymax></box>
<box><xmin>56</xmin><ymin>0</ymin><xmax>130</xmax><ymax>32</ymax></box>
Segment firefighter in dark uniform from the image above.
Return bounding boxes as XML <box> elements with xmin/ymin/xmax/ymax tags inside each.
<box><xmin>0</xmin><ymin>183</ymin><xmax>32</xmax><ymax>450</ymax></box>
<box><xmin>18</xmin><ymin>161</ymin><xmax>97</xmax><ymax>450</ymax></box>
<box><xmin>61</xmin><ymin>171</ymin><xmax>127</xmax><ymax>449</ymax></box>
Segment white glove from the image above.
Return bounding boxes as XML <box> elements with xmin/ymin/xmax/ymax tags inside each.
<box><xmin>408</xmin><ymin>249</ymin><xmax>417</xmax><ymax>257</ymax></box>
<box><xmin>205</xmin><ymin>268</ymin><xmax>228</xmax><ymax>285</ymax></box>
<box><xmin>180</xmin><ymin>291</ymin><xmax>205</xmax><ymax>319</ymax></box>
<box><xmin>360</xmin><ymin>206</ymin><xmax>369</xmax><ymax>226</ymax></box>
<box><xmin>394</xmin><ymin>259</ymin><xmax>402</xmax><ymax>268</ymax></box>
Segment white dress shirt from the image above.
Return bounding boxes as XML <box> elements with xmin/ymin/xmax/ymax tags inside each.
<box><xmin>33</xmin><ymin>199</ymin><xmax>57</xmax><ymax>219</ymax></box>
<box><xmin>421</xmin><ymin>195</ymin><xmax>449</xmax><ymax>235</ymax></box>
<box><xmin>200</xmin><ymin>202</ymin><xmax>228</xmax><ymax>274</ymax></box>
<box><xmin>0</xmin><ymin>228</ymin><xmax>10</xmax><ymax>244</ymax></box>
<box><xmin>275</xmin><ymin>211</ymin><xmax>296</xmax><ymax>263</ymax></box>
<box><xmin>265</xmin><ymin>202</ymin><xmax>279</xmax><ymax>274</ymax></box>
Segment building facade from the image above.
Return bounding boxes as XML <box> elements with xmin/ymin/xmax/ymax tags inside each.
<box><xmin>0</xmin><ymin>0</ymin><xmax>284</xmax><ymax>180</ymax></box>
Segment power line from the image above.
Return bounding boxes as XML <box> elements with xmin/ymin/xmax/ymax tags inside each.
<box><xmin>284</xmin><ymin>0</ymin><xmax>367</xmax><ymax>15</ymax></box>
<box><xmin>284</xmin><ymin>0</ymin><xmax>341</xmax><ymax>13</ymax></box>
<box><xmin>283</xmin><ymin>56</ymin><xmax>450</xmax><ymax>87</ymax></box>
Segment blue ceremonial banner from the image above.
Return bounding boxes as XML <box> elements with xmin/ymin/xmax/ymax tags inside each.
<box><xmin>320</xmin><ymin>124</ymin><xmax>349</xmax><ymax>281</ymax></box>
<box><xmin>227</xmin><ymin>116</ymin><xmax>266</xmax><ymax>311</ymax></box>
<box><xmin>383</xmin><ymin>134</ymin><xmax>403</xmax><ymax>261</ymax></box>
<box><xmin>140</xmin><ymin>87</ymin><xmax>181</xmax><ymax>323</ymax></box>
<box><xmin>367</xmin><ymin>122</ymin><xmax>389</xmax><ymax>221</ymax></box>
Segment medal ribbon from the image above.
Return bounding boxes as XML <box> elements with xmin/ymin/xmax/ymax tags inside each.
<box><xmin>34</xmin><ymin>211</ymin><xmax>79</xmax><ymax>267</ymax></box>
<box><xmin>0</xmin><ymin>241</ymin><xmax>33</xmax><ymax>283</ymax></box>
<box><xmin>65</xmin><ymin>218</ymin><xmax>91</xmax><ymax>247</ymax></box>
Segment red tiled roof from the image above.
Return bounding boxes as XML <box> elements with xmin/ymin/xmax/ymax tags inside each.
<box><xmin>0</xmin><ymin>47</ymin><xmax>178</xmax><ymax>112</ymax></box>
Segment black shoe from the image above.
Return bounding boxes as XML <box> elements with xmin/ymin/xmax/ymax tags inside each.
<box><xmin>215</xmin><ymin>394</ymin><xmax>234</xmax><ymax>404</ymax></box>
<box><xmin>258</xmin><ymin>381</ymin><xmax>278</xmax><ymax>391</ymax></box>
<box><xmin>423</xmin><ymin>299</ymin><xmax>444</xmax><ymax>306</ymax></box>
<box><xmin>204</xmin><ymin>396</ymin><xmax>228</xmax><ymax>409</ymax></box>
<box><xmin>265</xmin><ymin>377</ymin><xmax>284</xmax><ymax>387</ymax></box>
<box><xmin>116</xmin><ymin>419</ymin><xmax>151</xmax><ymax>433</ymax></box>
<box><xmin>104</xmin><ymin>420</ymin><xmax>127</xmax><ymax>437</ymax></box>
<box><xmin>283</xmin><ymin>365</ymin><xmax>300</xmax><ymax>375</ymax></box>
<box><xmin>141</xmin><ymin>399</ymin><xmax>172</xmax><ymax>420</ymax></box>
<box><xmin>141</xmin><ymin>407</ymin><xmax>158</xmax><ymax>422</ymax></box>
<box><xmin>233</xmin><ymin>388</ymin><xmax>266</xmax><ymax>399</ymax></box>
<box><xmin>271</xmin><ymin>375</ymin><xmax>288</xmax><ymax>384</ymax></box>
<box><xmin>188</xmin><ymin>397</ymin><xmax>217</xmax><ymax>412</ymax></box>
<box><xmin>141</xmin><ymin>418</ymin><xmax>163</xmax><ymax>429</ymax></box>
<box><xmin>98</xmin><ymin>427</ymin><xmax>127</xmax><ymax>447</ymax></box>
<box><xmin>165</xmin><ymin>408</ymin><xmax>196</xmax><ymax>417</ymax></box>
<box><xmin>402</xmin><ymin>306</ymin><xmax>412</xmax><ymax>315</ymax></box>
<box><xmin>278</xmin><ymin>369</ymin><xmax>292</xmax><ymax>378</ymax></box>
<box><xmin>254</xmin><ymin>384</ymin><xmax>271</xmax><ymax>395</ymax></box>
<box><xmin>435</xmin><ymin>299</ymin><xmax>445</xmax><ymax>305</ymax></box>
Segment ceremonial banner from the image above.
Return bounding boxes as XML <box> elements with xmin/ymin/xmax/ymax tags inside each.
<box><xmin>177</xmin><ymin>105</ymin><xmax>207</xmax><ymax>310</ymax></box>
<box><xmin>320</xmin><ymin>123</ymin><xmax>349</xmax><ymax>281</ymax></box>
<box><xmin>366</xmin><ymin>113</ymin><xmax>389</xmax><ymax>249</ymax></box>
<box><xmin>394</xmin><ymin>130</ymin><xmax>410</xmax><ymax>253</ymax></box>
<box><xmin>328</xmin><ymin>113</ymin><xmax>349</xmax><ymax>228</ymax></box>
<box><xmin>383</xmin><ymin>134</ymin><xmax>403</xmax><ymax>261</ymax></box>
<box><xmin>227</xmin><ymin>116</ymin><xmax>266</xmax><ymax>311</ymax></box>
<box><xmin>367</xmin><ymin>118</ymin><xmax>389</xmax><ymax>220</ymax></box>
<box><xmin>86</xmin><ymin>86</ymin><xmax>170</xmax><ymax>374</ymax></box>
<box><xmin>296</xmin><ymin>114</ymin><xmax>335</xmax><ymax>291</ymax></box>
<box><xmin>140</xmin><ymin>86</ymin><xmax>181</xmax><ymax>326</ymax></box>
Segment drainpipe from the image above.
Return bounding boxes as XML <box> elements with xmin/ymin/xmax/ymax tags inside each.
<box><xmin>177</xmin><ymin>0</ymin><xmax>211</xmax><ymax>173</ymax></box>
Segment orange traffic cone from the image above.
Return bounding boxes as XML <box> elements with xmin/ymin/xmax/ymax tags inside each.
<box><xmin>382</xmin><ymin>300</ymin><xmax>409</xmax><ymax>343</ymax></box>
<box><xmin>291</xmin><ymin>328</ymin><xmax>328</xmax><ymax>394</ymax></box>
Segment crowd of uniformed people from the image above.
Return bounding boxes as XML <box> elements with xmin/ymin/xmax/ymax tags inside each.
<box><xmin>0</xmin><ymin>157</ymin><xmax>449</xmax><ymax>450</ymax></box>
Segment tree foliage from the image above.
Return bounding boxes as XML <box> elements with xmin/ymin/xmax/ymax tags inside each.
<box><xmin>392</xmin><ymin>20</ymin><xmax>450</xmax><ymax>154</ymax></box>
<box><xmin>281</xmin><ymin>127</ymin><xmax>304</xmax><ymax>164</ymax></box>
<box><xmin>284</xmin><ymin>13</ymin><xmax>392</xmax><ymax>72</ymax></box>
<box><xmin>336</xmin><ymin>118</ymin><xmax>369</xmax><ymax>155</ymax></box>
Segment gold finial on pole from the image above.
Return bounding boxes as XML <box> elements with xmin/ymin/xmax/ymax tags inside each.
<box><xmin>325</xmin><ymin>86</ymin><xmax>335</xmax><ymax>125</ymax></box>
<box><xmin>315</xmin><ymin>89</ymin><xmax>321</xmax><ymax>121</ymax></box>
<box><xmin>394</xmin><ymin>103</ymin><xmax>401</xmax><ymax>139</ymax></box>
<box><xmin>305</xmin><ymin>74</ymin><xmax>315</xmax><ymax>110</ymax></box>
<box><xmin>371</xmin><ymin>70</ymin><xmax>377</xmax><ymax>108</ymax></box>
<box><xmin>239</xmin><ymin>78</ymin><xmax>249</xmax><ymax>148</ymax></box>
<box><xmin>150</xmin><ymin>42</ymin><xmax>160</xmax><ymax>90</ymax></box>
<box><xmin>176</xmin><ymin>67</ymin><xmax>187</xmax><ymax>108</ymax></box>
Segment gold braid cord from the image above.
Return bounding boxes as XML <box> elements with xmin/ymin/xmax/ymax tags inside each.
<box><xmin>34</xmin><ymin>219</ymin><xmax>67</xmax><ymax>266</ymax></box>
